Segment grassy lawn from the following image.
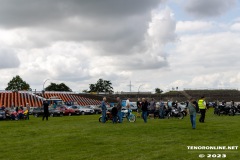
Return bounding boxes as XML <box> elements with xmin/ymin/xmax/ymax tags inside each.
<box><xmin>0</xmin><ymin>109</ymin><xmax>239</xmax><ymax>160</ymax></box>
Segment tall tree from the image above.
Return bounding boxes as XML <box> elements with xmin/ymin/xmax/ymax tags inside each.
<box><xmin>155</xmin><ymin>88</ymin><xmax>163</xmax><ymax>94</ymax></box>
<box><xmin>89</xmin><ymin>78</ymin><xmax>113</xmax><ymax>93</ymax></box>
<box><xmin>45</xmin><ymin>83</ymin><xmax>72</xmax><ymax>91</ymax></box>
<box><xmin>5</xmin><ymin>75</ymin><xmax>31</xmax><ymax>91</ymax></box>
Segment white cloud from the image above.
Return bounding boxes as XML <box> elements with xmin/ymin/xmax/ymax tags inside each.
<box><xmin>176</xmin><ymin>21</ymin><xmax>214</xmax><ymax>33</ymax></box>
<box><xmin>116</xmin><ymin>7</ymin><xmax>177</xmax><ymax>70</ymax></box>
<box><xmin>230</xmin><ymin>22</ymin><xmax>240</xmax><ymax>31</ymax></box>
<box><xmin>230</xmin><ymin>73</ymin><xmax>240</xmax><ymax>84</ymax></box>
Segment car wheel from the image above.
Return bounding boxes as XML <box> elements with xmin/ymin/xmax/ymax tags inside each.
<box><xmin>81</xmin><ymin>112</ymin><xmax>85</xmax><ymax>115</ymax></box>
<box><xmin>50</xmin><ymin>113</ymin><xmax>54</xmax><ymax>117</ymax></box>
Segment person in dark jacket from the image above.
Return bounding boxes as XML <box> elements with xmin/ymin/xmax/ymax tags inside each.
<box><xmin>141</xmin><ymin>98</ymin><xmax>148</xmax><ymax>123</ymax></box>
<box><xmin>111</xmin><ymin>106</ymin><xmax>118</xmax><ymax>124</ymax></box>
<box><xmin>15</xmin><ymin>106</ymin><xmax>19</xmax><ymax>113</ymax></box>
<box><xmin>42</xmin><ymin>100</ymin><xmax>49</xmax><ymax>121</ymax></box>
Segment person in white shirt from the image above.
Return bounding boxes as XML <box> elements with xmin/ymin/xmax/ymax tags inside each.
<box><xmin>126</xmin><ymin>98</ymin><xmax>131</xmax><ymax>120</ymax></box>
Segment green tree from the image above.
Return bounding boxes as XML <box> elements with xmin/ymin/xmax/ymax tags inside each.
<box><xmin>155</xmin><ymin>88</ymin><xmax>163</xmax><ymax>94</ymax></box>
<box><xmin>89</xmin><ymin>78</ymin><xmax>113</xmax><ymax>93</ymax></box>
<box><xmin>45</xmin><ymin>83</ymin><xmax>72</xmax><ymax>91</ymax></box>
<box><xmin>82</xmin><ymin>89</ymin><xmax>89</xmax><ymax>93</ymax></box>
<box><xmin>5</xmin><ymin>75</ymin><xmax>31</xmax><ymax>91</ymax></box>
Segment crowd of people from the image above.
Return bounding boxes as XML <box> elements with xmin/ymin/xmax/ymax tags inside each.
<box><xmin>1</xmin><ymin>95</ymin><xmax>209</xmax><ymax>130</ymax></box>
<box><xmin>100</xmin><ymin>96</ymin><xmax>208</xmax><ymax>129</ymax></box>
<box><xmin>0</xmin><ymin>104</ymin><xmax>30</xmax><ymax>120</ymax></box>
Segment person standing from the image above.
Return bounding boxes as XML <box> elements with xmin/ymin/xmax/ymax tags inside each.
<box><xmin>231</xmin><ymin>100</ymin><xmax>235</xmax><ymax>107</ymax></box>
<box><xmin>111</xmin><ymin>106</ymin><xmax>118</xmax><ymax>124</ymax></box>
<box><xmin>149</xmin><ymin>98</ymin><xmax>156</xmax><ymax>115</ymax></box>
<box><xmin>26</xmin><ymin>103</ymin><xmax>30</xmax><ymax>120</ymax></box>
<box><xmin>141</xmin><ymin>98</ymin><xmax>148</xmax><ymax>123</ymax></box>
<box><xmin>126</xmin><ymin>98</ymin><xmax>131</xmax><ymax>120</ymax></box>
<box><xmin>42</xmin><ymin>100</ymin><xmax>49</xmax><ymax>121</ymax></box>
<box><xmin>15</xmin><ymin>106</ymin><xmax>19</xmax><ymax>113</ymax></box>
<box><xmin>198</xmin><ymin>96</ymin><xmax>207</xmax><ymax>123</ymax></box>
<box><xmin>116</xmin><ymin>97</ymin><xmax>122</xmax><ymax>123</ymax></box>
<box><xmin>159</xmin><ymin>100</ymin><xmax>165</xmax><ymax>119</ymax></box>
<box><xmin>17</xmin><ymin>107</ymin><xmax>24</xmax><ymax>120</ymax></box>
<box><xmin>167</xmin><ymin>99</ymin><xmax>172</xmax><ymax>109</ymax></box>
<box><xmin>188</xmin><ymin>98</ymin><xmax>197</xmax><ymax>129</ymax></box>
<box><xmin>53</xmin><ymin>102</ymin><xmax>57</xmax><ymax>109</ymax></box>
<box><xmin>137</xmin><ymin>98</ymin><xmax>142</xmax><ymax>118</ymax></box>
<box><xmin>101</xmin><ymin>97</ymin><xmax>107</xmax><ymax>123</ymax></box>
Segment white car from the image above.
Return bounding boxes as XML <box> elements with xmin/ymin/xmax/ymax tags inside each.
<box><xmin>75</xmin><ymin>105</ymin><xmax>94</xmax><ymax>115</ymax></box>
<box><xmin>85</xmin><ymin>105</ymin><xmax>102</xmax><ymax>114</ymax></box>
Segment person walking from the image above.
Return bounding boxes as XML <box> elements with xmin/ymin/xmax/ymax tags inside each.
<box><xmin>101</xmin><ymin>97</ymin><xmax>107</xmax><ymax>123</ymax></box>
<box><xmin>116</xmin><ymin>97</ymin><xmax>122</xmax><ymax>123</ymax></box>
<box><xmin>42</xmin><ymin>100</ymin><xmax>49</xmax><ymax>121</ymax></box>
<box><xmin>188</xmin><ymin>98</ymin><xmax>197</xmax><ymax>129</ymax></box>
<box><xmin>141</xmin><ymin>98</ymin><xmax>148</xmax><ymax>123</ymax></box>
<box><xmin>198</xmin><ymin>96</ymin><xmax>207</xmax><ymax>123</ymax></box>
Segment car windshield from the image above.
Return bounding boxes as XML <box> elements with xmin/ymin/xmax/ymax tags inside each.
<box><xmin>71</xmin><ymin>106</ymin><xmax>78</xmax><ymax>109</ymax></box>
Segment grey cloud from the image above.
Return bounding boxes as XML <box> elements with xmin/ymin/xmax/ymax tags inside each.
<box><xmin>0</xmin><ymin>0</ymin><xmax>163</xmax><ymax>55</ymax></box>
<box><xmin>0</xmin><ymin>49</ymin><xmax>20</xmax><ymax>69</ymax></box>
<box><xmin>0</xmin><ymin>0</ymin><xmax>174</xmax><ymax>73</ymax></box>
<box><xmin>184</xmin><ymin>0</ymin><xmax>237</xmax><ymax>18</ymax></box>
<box><xmin>113</xmin><ymin>53</ymin><xmax>169</xmax><ymax>70</ymax></box>
<box><xmin>0</xmin><ymin>0</ymin><xmax>163</xmax><ymax>28</ymax></box>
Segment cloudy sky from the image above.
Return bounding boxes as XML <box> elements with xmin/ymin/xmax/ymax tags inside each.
<box><xmin>0</xmin><ymin>0</ymin><xmax>240</xmax><ymax>92</ymax></box>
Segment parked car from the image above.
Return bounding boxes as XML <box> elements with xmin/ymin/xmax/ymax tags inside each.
<box><xmin>72</xmin><ymin>105</ymin><xmax>94</xmax><ymax>115</ymax></box>
<box><xmin>130</xmin><ymin>102</ymin><xmax>138</xmax><ymax>112</ymax></box>
<box><xmin>66</xmin><ymin>106</ymin><xmax>81</xmax><ymax>115</ymax></box>
<box><xmin>32</xmin><ymin>108</ymin><xmax>45</xmax><ymax>117</ymax></box>
<box><xmin>49</xmin><ymin>108</ymin><xmax>64</xmax><ymax>117</ymax></box>
<box><xmin>85</xmin><ymin>105</ymin><xmax>102</xmax><ymax>114</ymax></box>
<box><xmin>0</xmin><ymin>110</ymin><xmax>6</xmax><ymax>120</ymax></box>
<box><xmin>56</xmin><ymin>106</ymin><xmax>76</xmax><ymax>116</ymax></box>
<box><xmin>208</xmin><ymin>102</ymin><xmax>217</xmax><ymax>108</ymax></box>
<box><xmin>29</xmin><ymin>107</ymin><xmax>36</xmax><ymax>115</ymax></box>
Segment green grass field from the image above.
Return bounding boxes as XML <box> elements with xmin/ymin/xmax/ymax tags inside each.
<box><xmin>0</xmin><ymin>109</ymin><xmax>239</xmax><ymax>160</ymax></box>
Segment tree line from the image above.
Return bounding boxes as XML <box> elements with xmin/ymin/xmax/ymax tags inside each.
<box><xmin>4</xmin><ymin>75</ymin><xmax>163</xmax><ymax>94</ymax></box>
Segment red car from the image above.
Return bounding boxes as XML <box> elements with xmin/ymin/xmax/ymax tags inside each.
<box><xmin>56</xmin><ymin>106</ymin><xmax>76</xmax><ymax>116</ymax></box>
